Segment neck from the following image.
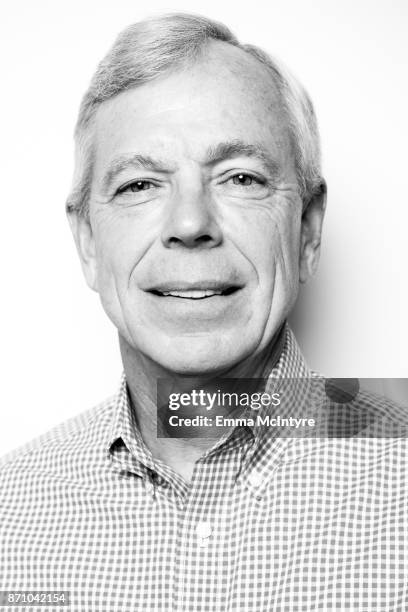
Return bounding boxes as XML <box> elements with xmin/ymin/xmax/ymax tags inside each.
<box><xmin>119</xmin><ymin>325</ymin><xmax>285</xmax><ymax>482</ymax></box>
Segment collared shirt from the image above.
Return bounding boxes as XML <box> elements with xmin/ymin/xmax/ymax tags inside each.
<box><xmin>0</xmin><ymin>326</ymin><xmax>407</xmax><ymax>611</ymax></box>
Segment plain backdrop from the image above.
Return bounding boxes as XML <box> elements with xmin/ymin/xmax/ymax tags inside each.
<box><xmin>0</xmin><ymin>0</ymin><xmax>407</xmax><ymax>455</ymax></box>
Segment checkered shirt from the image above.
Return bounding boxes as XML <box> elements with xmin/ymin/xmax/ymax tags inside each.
<box><xmin>1</xmin><ymin>325</ymin><xmax>407</xmax><ymax>611</ymax></box>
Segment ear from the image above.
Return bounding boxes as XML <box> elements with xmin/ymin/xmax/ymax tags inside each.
<box><xmin>299</xmin><ymin>180</ymin><xmax>327</xmax><ymax>284</ymax></box>
<box><xmin>67</xmin><ymin>210</ymin><xmax>99</xmax><ymax>292</ymax></box>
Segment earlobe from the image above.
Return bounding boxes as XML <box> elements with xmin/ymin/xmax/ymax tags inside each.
<box><xmin>299</xmin><ymin>181</ymin><xmax>327</xmax><ymax>284</ymax></box>
<box><xmin>67</xmin><ymin>211</ymin><xmax>99</xmax><ymax>292</ymax></box>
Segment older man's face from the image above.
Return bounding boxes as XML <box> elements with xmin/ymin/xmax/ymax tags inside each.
<box><xmin>76</xmin><ymin>43</ymin><xmax>312</xmax><ymax>374</ymax></box>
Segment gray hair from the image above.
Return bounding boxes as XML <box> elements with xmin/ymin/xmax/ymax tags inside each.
<box><xmin>66</xmin><ymin>13</ymin><xmax>323</xmax><ymax>217</ymax></box>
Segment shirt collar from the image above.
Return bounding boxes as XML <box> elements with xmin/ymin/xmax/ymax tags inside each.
<box><xmin>106</xmin><ymin>372</ymin><xmax>156</xmax><ymax>477</ymax></box>
<box><xmin>106</xmin><ymin>323</ymin><xmax>312</xmax><ymax>475</ymax></box>
<box><xmin>252</xmin><ymin>323</ymin><xmax>315</xmax><ymax>440</ymax></box>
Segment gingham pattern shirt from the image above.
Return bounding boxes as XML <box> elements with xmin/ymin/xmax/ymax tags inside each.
<box><xmin>1</xmin><ymin>326</ymin><xmax>407</xmax><ymax>611</ymax></box>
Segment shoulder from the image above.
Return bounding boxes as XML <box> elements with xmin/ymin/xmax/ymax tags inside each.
<box><xmin>322</xmin><ymin>381</ymin><xmax>408</xmax><ymax>440</ymax></box>
<box><xmin>0</xmin><ymin>394</ymin><xmax>116</xmax><ymax>476</ymax></box>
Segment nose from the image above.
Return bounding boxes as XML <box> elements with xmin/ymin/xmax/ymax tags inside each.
<box><xmin>161</xmin><ymin>182</ymin><xmax>223</xmax><ymax>249</ymax></box>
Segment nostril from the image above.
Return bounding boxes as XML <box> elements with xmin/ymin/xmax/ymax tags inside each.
<box><xmin>166</xmin><ymin>234</ymin><xmax>215</xmax><ymax>248</ymax></box>
<box><xmin>167</xmin><ymin>236</ymin><xmax>183</xmax><ymax>245</ymax></box>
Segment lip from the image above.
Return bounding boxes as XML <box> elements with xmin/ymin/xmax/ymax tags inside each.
<box><xmin>147</xmin><ymin>280</ymin><xmax>242</xmax><ymax>292</ymax></box>
<box><xmin>146</xmin><ymin>280</ymin><xmax>243</xmax><ymax>298</ymax></box>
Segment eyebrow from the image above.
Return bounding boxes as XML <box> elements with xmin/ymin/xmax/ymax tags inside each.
<box><xmin>101</xmin><ymin>154</ymin><xmax>174</xmax><ymax>191</ymax></box>
<box><xmin>204</xmin><ymin>140</ymin><xmax>281</xmax><ymax>174</ymax></box>
<box><xmin>101</xmin><ymin>140</ymin><xmax>281</xmax><ymax>191</ymax></box>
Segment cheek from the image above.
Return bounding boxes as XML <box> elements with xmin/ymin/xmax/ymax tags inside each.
<box><xmin>93</xmin><ymin>215</ymin><xmax>148</xmax><ymax>290</ymax></box>
<box><xmin>249</xmin><ymin>205</ymin><xmax>302</xmax><ymax>340</ymax></box>
<box><xmin>90</xmin><ymin>217</ymin><xmax>148</xmax><ymax>337</ymax></box>
<box><xmin>230</xmin><ymin>201</ymin><xmax>301</xmax><ymax>288</ymax></box>
<box><xmin>272</xmin><ymin>214</ymin><xmax>301</xmax><ymax>280</ymax></box>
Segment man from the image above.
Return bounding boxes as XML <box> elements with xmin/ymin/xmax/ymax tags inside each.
<box><xmin>0</xmin><ymin>12</ymin><xmax>406</xmax><ymax>612</ymax></box>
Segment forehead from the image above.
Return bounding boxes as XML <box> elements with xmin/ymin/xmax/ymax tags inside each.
<box><xmin>92</xmin><ymin>41</ymin><xmax>292</xmax><ymax>168</ymax></box>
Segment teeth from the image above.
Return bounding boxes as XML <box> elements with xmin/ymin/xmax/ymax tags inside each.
<box><xmin>162</xmin><ymin>289</ymin><xmax>223</xmax><ymax>298</ymax></box>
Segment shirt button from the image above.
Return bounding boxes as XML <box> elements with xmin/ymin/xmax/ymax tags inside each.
<box><xmin>196</xmin><ymin>521</ymin><xmax>212</xmax><ymax>540</ymax></box>
<box><xmin>248</xmin><ymin>471</ymin><xmax>263</xmax><ymax>488</ymax></box>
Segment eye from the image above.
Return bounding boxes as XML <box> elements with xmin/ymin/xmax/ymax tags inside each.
<box><xmin>219</xmin><ymin>171</ymin><xmax>269</xmax><ymax>199</ymax></box>
<box><xmin>118</xmin><ymin>180</ymin><xmax>153</xmax><ymax>193</ymax></box>
<box><xmin>231</xmin><ymin>173</ymin><xmax>257</xmax><ymax>186</ymax></box>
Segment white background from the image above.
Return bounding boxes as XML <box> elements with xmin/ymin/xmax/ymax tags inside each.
<box><xmin>0</xmin><ymin>0</ymin><xmax>407</xmax><ymax>455</ymax></box>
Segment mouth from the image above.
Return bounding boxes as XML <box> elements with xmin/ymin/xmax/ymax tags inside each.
<box><xmin>148</xmin><ymin>282</ymin><xmax>242</xmax><ymax>300</ymax></box>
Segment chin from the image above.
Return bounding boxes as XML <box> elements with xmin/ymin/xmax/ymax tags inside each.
<box><xmin>148</xmin><ymin>333</ymin><xmax>250</xmax><ymax>376</ymax></box>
